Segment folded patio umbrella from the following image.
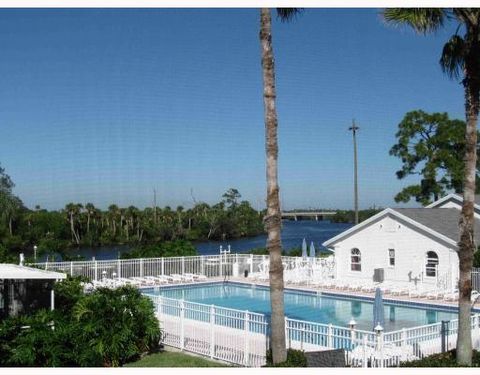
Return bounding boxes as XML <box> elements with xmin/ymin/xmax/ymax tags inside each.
<box><xmin>309</xmin><ymin>241</ymin><xmax>316</xmax><ymax>258</ymax></box>
<box><xmin>373</xmin><ymin>287</ymin><xmax>385</xmax><ymax>331</ymax></box>
<box><xmin>301</xmin><ymin>238</ymin><xmax>308</xmax><ymax>258</ymax></box>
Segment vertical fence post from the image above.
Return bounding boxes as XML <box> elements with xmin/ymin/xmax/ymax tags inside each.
<box><xmin>140</xmin><ymin>258</ymin><xmax>144</xmax><ymax>278</ymax></box>
<box><xmin>244</xmin><ymin>311</ymin><xmax>250</xmax><ymax>367</ymax></box>
<box><xmin>441</xmin><ymin>320</ymin><xmax>449</xmax><ymax>353</ymax></box>
<box><xmin>474</xmin><ymin>314</ymin><xmax>480</xmax><ymax>347</ymax></box>
<box><xmin>349</xmin><ymin>318</ymin><xmax>357</xmax><ymax>350</ymax></box>
<box><xmin>300</xmin><ymin>323</ymin><xmax>304</xmax><ymax>350</ymax></box>
<box><xmin>250</xmin><ymin>254</ymin><xmax>253</xmax><ymax>274</ymax></box>
<box><xmin>180</xmin><ymin>299</ymin><xmax>185</xmax><ymax>350</ymax></box>
<box><xmin>94</xmin><ymin>261</ymin><xmax>98</xmax><ymax>281</ymax></box>
<box><xmin>210</xmin><ymin>305</ymin><xmax>215</xmax><ymax>359</ymax></box>
<box><xmin>182</xmin><ymin>257</ymin><xmax>185</xmax><ymax>275</ymax></box>
<box><xmin>157</xmin><ymin>296</ymin><xmax>162</xmax><ymax>316</ymax></box>
<box><xmin>375</xmin><ymin>326</ymin><xmax>384</xmax><ymax>368</ymax></box>
<box><xmin>161</xmin><ymin>257</ymin><xmax>165</xmax><ymax>276</ymax></box>
<box><xmin>201</xmin><ymin>256</ymin><xmax>205</xmax><ymax>276</ymax></box>
<box><xmin>402</xmin><ymin>328</ymin><xmax>407</xmax><ymax>350</ymax></box>
<box><xmin>285</xmin><ymin>317</ymin><xmax>290</xmax><ymax>349</ymax></box>
<box><xmin>70</xmin><ymin>261</ymin><xmax>73</xmax><ymax>276</ymax></box>
<box><xmin>219</xmin><ymin>255</ymin><xmax>223</xmax><ymax>278</ymax></box>
<box><xmin>327</xmin><ymin>323</ymin><xmax>333</xmax><ymax>348</ymax></box>
<box><xmin>362</xmin><ymin>335</ymin><xmax>368</xmax><ymax>368</ymax></box>
<box><xmin>117</xmin><ymin>259</ymin><xmax>121</xmax><ymax>279</ymax></box>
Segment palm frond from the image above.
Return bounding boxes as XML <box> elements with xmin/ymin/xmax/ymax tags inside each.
<box><xmin>440</xmin><ymin>34</ymin><xmax>465</xmax><ymax>80</ymax></box>
<box><xmin>276</xmin><ymin>8</ymin><xmax>303</xmax><ymax>22</ymax></box>
<box><xmin>383</xmin><ymin>8</ymin><xmax>447</xmax><ymax>34</ymax></box>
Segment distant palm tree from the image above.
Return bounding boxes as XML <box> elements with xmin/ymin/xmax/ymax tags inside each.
<box><xmin>259</xmin><ymin>7</ymin><xmax>300</xmax><ymax>364</ymax></box>
<box><xmin>65</xmin><ymin>203</ymin><xmax>82</xmax><ymax>245</ymax></box>
<box><xmin>85</xmin><ymin>203</ymin><xmax>95</xmax><ymax>234</ymax></box>
<box><xmin>383</xmin><ymin>8</ymin><xmax>480</xmax><ymax>365</ymax></box>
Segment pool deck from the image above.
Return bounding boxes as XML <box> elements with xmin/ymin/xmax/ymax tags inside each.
<box><xmin>193</xmin><ymin>276</ymin><xmax>480</xmax><ymax>311</ymax></box>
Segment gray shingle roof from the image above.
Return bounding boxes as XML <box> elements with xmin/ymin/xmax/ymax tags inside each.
<box><xmin>393</xmin><ymin>208</ymin><xmax>480</xmax><ymax>244</ymax></box>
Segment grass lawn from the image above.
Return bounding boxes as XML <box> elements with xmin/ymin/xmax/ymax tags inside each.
<box><xmin>125</xmin><ymin>351</ymin><xmax>229</xmax><ymax>367</ymax></box>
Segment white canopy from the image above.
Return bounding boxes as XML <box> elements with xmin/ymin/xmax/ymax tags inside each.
<box><xmin>0</xmin><ymin>264</ymin><xmax>66</xmax><ymax>280</ymax></box>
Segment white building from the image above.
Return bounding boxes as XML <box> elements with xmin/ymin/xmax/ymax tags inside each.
<box><xmin>0</xmin><ymin>263</ymin><xmax>66</xmax><ymax>318</ymax></box>
<box><xmin>322</xmin><ymin>200</ymin><xmax>480</xmax><ymax>289</ymax></box>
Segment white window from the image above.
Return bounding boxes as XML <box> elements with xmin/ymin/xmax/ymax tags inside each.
<box><xmin>425</xmin><ymin>251</ymin><xmax>439</xmax><ymax>277</ymax></box>
<box><xmin>388</xmin><ymin>248</ymin><xmax>395</xmax><ymax>267</ymax></box>
<box><xmin>351</xmin><ymin>248</ymin><xmax>361</xmax><ymax>271</ymax></box>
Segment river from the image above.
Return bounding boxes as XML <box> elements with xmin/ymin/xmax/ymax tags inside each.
<box><xmin>53</xmin><ymin>220</ymin><xmax>352</xmax><ymax>260</ymax></box>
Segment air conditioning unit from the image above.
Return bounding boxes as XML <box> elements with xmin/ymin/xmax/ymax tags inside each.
<box><xmin>373</xmin><ymin>268</ymin><xmax>384</xmax><ymax>283</ymax></box>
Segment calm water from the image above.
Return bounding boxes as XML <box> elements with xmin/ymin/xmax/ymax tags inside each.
<box><xmin>144</xmin><ymin>282</ymin><xmax>458</xmax><ymax>331</ymax></box>
<box><xmin>194</xmin><ymin>220</ymin><xmax>352</xmax><ymax>255</ymax></box>
<box><xmin>60</xmin><ymin>220</ymin><xmax>352</xmax><ymax>260</ymax></box>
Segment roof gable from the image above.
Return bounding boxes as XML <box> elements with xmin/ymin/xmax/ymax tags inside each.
<box><xmin>322</xmin><ymin>208</ymin><xmax>480</xmax><ymax>249</ymax></box>
<box><xmin>426</xmin><ymin>193</ymin><xmax>480</xmax><ymax>209</ymax></box>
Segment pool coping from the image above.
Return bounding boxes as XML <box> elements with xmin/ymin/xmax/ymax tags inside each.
<box><xmin>141</xmin><ymin>279</ymin><xmax>480</xmax><ymax>314</ymax></box>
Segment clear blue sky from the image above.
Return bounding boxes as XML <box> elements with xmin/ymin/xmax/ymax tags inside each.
<box><xmin>0</xmin><ymin>8</ymin><xmax>465</xmax><ymax>211</ymax></box>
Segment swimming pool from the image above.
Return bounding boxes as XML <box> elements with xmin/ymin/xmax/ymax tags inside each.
<box><xmin>143</xmin><ymin>282</ymin><xmax>459</xmax><ymax>331</ymax></box>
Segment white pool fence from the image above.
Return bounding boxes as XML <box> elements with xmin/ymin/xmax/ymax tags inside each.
<box><xmin>30</xmin><ymin>256</ymin><xmax>480</xmax><ymax>367</ymax></box>
<box><xmin>31</xmin><ymin>253</ymin><xmax>337</xmax><ymax>282</ymax></box>
<box><xmin>147</xmin><ymin>293</ymin><xmax>480</xmax><ymax>367</ymax></box>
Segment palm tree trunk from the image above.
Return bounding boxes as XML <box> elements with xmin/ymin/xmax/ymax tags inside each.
<box><xmin>456</xmin><ymin>65</ymin><xmax>480</xmax><ymax>366</ymax></box>
<box><xmin>9</xmin><ymin>217</ymin><xmax>12</xmax><ymax>236</ymax></box>
<box><xmin>260</xmin><ymin>8</ymin><xmax>287</xmax><ymax>365</ymax></box>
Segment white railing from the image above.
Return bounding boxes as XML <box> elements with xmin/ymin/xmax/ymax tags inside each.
<box><xmin>28</xmin><ymin>254</ymin><xmax>336</xmax><ymax>281</ymax></box>
<box><xmin>149</xmin><ymin>295</ymin><xmax>268</xmax><ymax>367</ymax></box>
<box><xmin>147</xmin><ymin>291</ymin><xmax>480</xmax><ymax>368</ymax></box>
<box><xmin>30</xmin><ymin>255</ymin><xmax>480</xmax><ymax>290</ymax></box>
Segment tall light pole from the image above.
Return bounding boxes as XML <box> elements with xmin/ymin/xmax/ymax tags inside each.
<box><xmin>349</xmin><ymin>120</ymin><xmax>359</xmax><ymax>225</ymax></box>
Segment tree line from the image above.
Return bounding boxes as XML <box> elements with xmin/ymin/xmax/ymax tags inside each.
<box><xmin>0</xmin><ymin>175</ymin><xmax>264</xmax><ymax>261</ymax></box>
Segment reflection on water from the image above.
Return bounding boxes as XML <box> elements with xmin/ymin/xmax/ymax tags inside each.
<box><xmin>55</xmin><ymin>220</ymin><xmax>353</xmax><ymax>260</ymax></box>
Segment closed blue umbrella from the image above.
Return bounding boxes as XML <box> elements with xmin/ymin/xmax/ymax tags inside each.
<box><xmin>301</xmin><ymin>238</ymin><xmax>307</xmax><ymax>258</ymax></box>
<box><xmin>309</xmin><ymin>241</ymin><xmax>316</xmax><ymax>258</ymax></box>
<box><xmin>373</xmin><ymin>287</ymin><xmax>385</xmax><ymax>331</ymax></box>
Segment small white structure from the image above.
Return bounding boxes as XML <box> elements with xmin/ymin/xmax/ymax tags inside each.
<box><xmin>323</xmin><ymin>205</ymin><xmax>480</xmax><ymax>289</ymax></box>
<box><xmin>0</xmin><ymin>263</ymin><xmax>66</xmax><ymax>317</ymax></box>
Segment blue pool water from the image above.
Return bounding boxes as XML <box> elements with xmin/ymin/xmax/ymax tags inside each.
<box><xmin>143</xmin><ymin>282</ymin><xmax>458</xmax><ymax>332</ymax></box>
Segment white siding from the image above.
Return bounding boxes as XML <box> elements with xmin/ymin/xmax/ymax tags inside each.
<box><xmin>333</xmin><ymin>215</ymin><xmax>459</xmax><ymax>287</ymax></box>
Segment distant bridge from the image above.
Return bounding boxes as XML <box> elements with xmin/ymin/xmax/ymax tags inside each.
<box><xmin>281</xmin><ymin>211</ymin><xmax>337</xmax><ymax>221</ymax></box>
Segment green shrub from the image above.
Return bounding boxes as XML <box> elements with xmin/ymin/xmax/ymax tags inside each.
<box><xmin>53</xmin><ymin>276</ymin><xmax>87</xmax><ymax>313</ymax></box>
<box><xmin>400</xmin><ymin>350</ymin><xmax>480</xmax><ymax>367</ymax></box>
<box><xmin>474</xmin><ymin>249</ymin><xmax>480</xmax><ymax>268</ymax></box>
<box><xmin>0</xmin><ymin>285</ymin><xmax>161</xmax><ymax>367</ymax></box>
<box><xmin>72</xmin><ymin>286</ymin><xmax>161</xmax><ymax>366</ymax></box>
<box><xmin>264</xmin><ymin>348</ymin><xmax>307</xmax><ymax>367</ymax></box>
<box><xmin>0</xmin><ymin>243</ymin><xmax>17</xmax><ymax>263</ymax></box>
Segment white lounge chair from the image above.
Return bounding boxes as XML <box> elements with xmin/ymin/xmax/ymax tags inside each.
<box><xmin>443</xmin><ymin>289</ymin><xmax>459</xmax><ymax>302</ymax></box>
<box><xmin>184</xmin><ymin>273</ymin><xmax>208</xmax><ymax>281</ymax></box>
<box><xmin>391</xmin><ymin>286</ymin><xmax>411</xmax><ymax>296</ymax></box>
<box><xmin>144</xmin><ymin>276</ymin><xmax>169</xmax><ymax>284</ymax></box>
<box><xmin>157</xmin><ymin>275</ymin><xmax>175</xmax><ymax>283</ymax></box>
<box><xmin>426</xmin><ymin>289</ymin><xmax>444</xmax><ymax>300</ymax></box>
<box><xmin>130</xmin><ymin>277</ymin><xmax>156</xmax><ymax>286</ymax></box>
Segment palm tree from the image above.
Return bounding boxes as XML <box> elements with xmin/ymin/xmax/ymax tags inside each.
<box><xmin>85</xmin><ymin>203</ymin><xmax>95</xmax><ymax>234</ymax></box>
<box><xmin>259</xmin><ymin>7</ymin><xmax>300</xmax><ymax>364</ymax></box>
<box><xmin>65</xmin><ymin>203</ymin><xmax>82</xmax><ymax>245</ymax></box>
<box><xmin>383</xmin><ymin>8</ymin><xmax>480</xmax><ymax>365</ymax></box>
<box><xmin>107</xmin><ymin>204</ymin><xmax>120</xmax><ymax>237</ymax></box>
